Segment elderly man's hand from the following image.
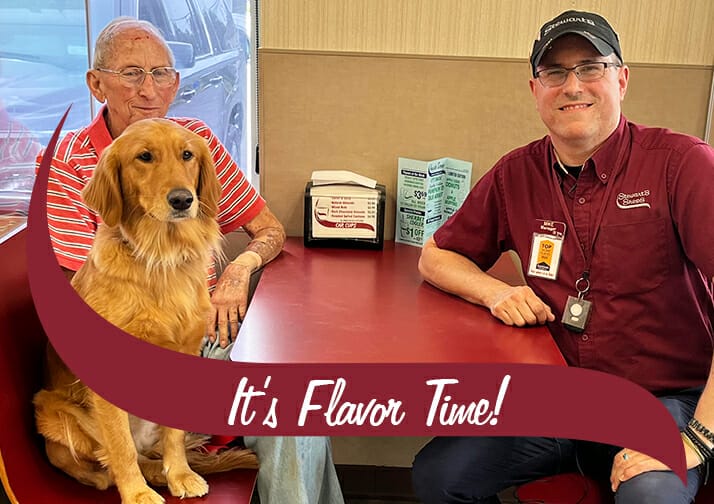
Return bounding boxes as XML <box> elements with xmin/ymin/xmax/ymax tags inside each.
<box><xmin>207</xmin><ymin>254</ymin><xmax>259</xmax><ymax>347</ymax></box>
<box><xmin>206</xmin><ymin>207</ymin><xmax>285</xmax><ymax>347</ymax></box>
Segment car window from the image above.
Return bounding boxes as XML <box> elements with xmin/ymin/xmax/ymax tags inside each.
<box><xmin>138</xmin><ymin>1</ymin><xmax>172</xmax><ymax>40</ymax></box>
<box><xmin>199</xmin><ymin>0</ymin><xmax>239</xmax><ymax>53</ymax></box>
<box><xmin>140</xmin><ymin>0</ymin><xmax>211</xmax><ymax>58</ymax></box>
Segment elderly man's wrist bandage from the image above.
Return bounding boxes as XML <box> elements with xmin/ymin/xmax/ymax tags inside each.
<box><xmin>231</xmin><ymin>250</ymin><xmax>262</xmax><ymax>272</ymax></box>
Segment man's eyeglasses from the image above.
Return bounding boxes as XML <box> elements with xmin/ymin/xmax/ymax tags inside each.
<box><xmin>535</xmin><ymin>62</ymin><xmax>622</xmax><ymax>88</ymax></box>
<box><xmin>97</xmin><ymin>66</ymin><xmax>178</xmax><ymax>87</ymax></box>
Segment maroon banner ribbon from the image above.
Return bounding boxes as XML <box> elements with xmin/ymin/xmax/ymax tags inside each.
<box><xmin>27</xmin><ymin>111</ymin><xmax>687</xmax><ymax>482</ymax></box>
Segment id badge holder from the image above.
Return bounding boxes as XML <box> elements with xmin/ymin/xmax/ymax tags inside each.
<box><xmin>527</xmin><ymin>220</ymin><xmax>566</xmax><ymax>281</ymax></box>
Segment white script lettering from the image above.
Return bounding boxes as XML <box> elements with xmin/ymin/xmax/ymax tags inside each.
<box><xmin>298</xmin><ymin>378</ymin><xmax>405</xmax><ymax>427</ymax></box>
<box><xmin>425</xmin><ymin>375</ymin><xmax>511</xmax><ymax>426</ymax></box>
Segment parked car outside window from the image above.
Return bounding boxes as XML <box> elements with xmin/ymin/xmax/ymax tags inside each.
<box><xmin>0</xmin><ymin>0</ymin><xmax>251</xmax><ymax>216</ymax></box>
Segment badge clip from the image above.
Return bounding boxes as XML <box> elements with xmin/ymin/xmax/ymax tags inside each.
<box><xmin>562</xmin><ymin>275</ymin><xmax>592</xmax><ymax>333</ymax></box>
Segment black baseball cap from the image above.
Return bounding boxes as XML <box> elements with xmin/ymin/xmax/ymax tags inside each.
<box><xmin>530</xmin><ymin>10</ymin><xmax>623</xmax><ymax>77</ymax></box>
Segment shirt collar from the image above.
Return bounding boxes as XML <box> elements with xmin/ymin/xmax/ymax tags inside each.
<box><xmin>549</xmin><ymin>115</ymin><xmax>628</xmax><ymax>185</ymax></box>
<box><xmin>87</xmin><ymin>105</ymin><xmax>114</xmax><ymax>158</ymax></box>
<box><xmin>589</xmin><ymin>115</ymin><xmax>628</xmax><ymax>185</ymax></box>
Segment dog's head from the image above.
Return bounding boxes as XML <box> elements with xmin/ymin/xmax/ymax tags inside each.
<box><xmin>83</xmin><ymin>118</ymin><xmax>221</xmax><ymax>228</ymax></box>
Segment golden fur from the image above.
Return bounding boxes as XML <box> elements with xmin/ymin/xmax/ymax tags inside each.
<box><xmin>33</xmin><ymin>118</ymin><xmax>258</xmax><ymax>504</ymax></box>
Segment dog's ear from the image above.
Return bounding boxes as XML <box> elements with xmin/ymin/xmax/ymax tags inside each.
<box><xmin>82</xmin><ymin>144</ymin><xmax>123</xmax><ymax>227</ymax></box>
<box><xmin>196</xmin><ymin>139</ymin><xmax>221</xmax><ymax>220</ymax></box>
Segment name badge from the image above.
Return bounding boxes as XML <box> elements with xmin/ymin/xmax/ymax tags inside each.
<box><xmin>527</xmin><ymin>220</ymin><xmax>566</xmax><ymax>281</ymax></box>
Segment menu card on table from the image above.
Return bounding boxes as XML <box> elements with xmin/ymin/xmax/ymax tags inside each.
<box><xmin>304</xmin><ymin>170</ymin><xmax>385</xmax><ymax>250</ymax></box>
<box><xmin>396</xmin><ymin>157</ymin><xmax>472</xmax><ymax>247</ymax></box>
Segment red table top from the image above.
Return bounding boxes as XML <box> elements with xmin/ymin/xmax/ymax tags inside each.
<box><xmin>231</xmin><ymin>238</ymin><xmax>566</xmax><ymax>366</ymax></box>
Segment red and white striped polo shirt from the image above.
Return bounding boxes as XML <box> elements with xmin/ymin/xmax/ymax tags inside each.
<box><xmin>43</xmin><ymin>107</ymin><xmax>265</xmax><ymax>290</ymax></box>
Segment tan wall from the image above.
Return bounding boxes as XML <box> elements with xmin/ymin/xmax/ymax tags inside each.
<box><xmin>257</xmin><ymin>2</ymin><xmax>714</xmax><ymax>238</ymax></box>
<box><xmin>259</xmin><ymin>50</ymin><xmax>713</xmax><ymax>237</ymax></box>
<box><xmin>260</xmin><ymin>0</ymin><xmax>714</xmax><ymax>65</ymax></box>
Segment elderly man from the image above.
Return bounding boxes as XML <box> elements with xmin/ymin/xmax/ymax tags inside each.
<box><xmin>43</xmin><ymin>17</ymin><xmax>344</xmax><ymax>504</ymax></box>
<box><xmin>412</xmin><ymin>10</ymin><xmax>714</xmax><ymax>504</ymax></box>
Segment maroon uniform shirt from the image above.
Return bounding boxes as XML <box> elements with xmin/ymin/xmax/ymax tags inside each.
<box><xmin>434</xmin><ymin>116</ymin><xmax>714</xmax><ymax>393</ymax></box>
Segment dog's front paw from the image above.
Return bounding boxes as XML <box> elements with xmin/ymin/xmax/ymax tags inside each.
<box><xmin>167</xmin><ymin>469</ymin><xmax>208</xmax><ymax>498</ymax></box>
<box><xmin>123</xmin><ymin>486</ymin><xmax>165</xmax><ymax>504</ymax></box>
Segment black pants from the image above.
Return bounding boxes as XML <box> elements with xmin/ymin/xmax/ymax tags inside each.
<box><xmin>412</xmin><ymin>388</ymin><xmax>704</xmax><ymax>503</ymax></box>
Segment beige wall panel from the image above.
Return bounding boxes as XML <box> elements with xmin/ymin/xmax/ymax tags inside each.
<box><xmin>622</xmin><ymin>65</ymin><xmax>712</xmax><ymax>138</ymax></box>
<box><xmin>261</xmin><ymin>0</ymin><xmax>714</xmax><ymax>66</ymax></box>
<box><xmin>259</xmin><ymin>50</ymin><xmax>711</xmax><ymax>238</ymax></box>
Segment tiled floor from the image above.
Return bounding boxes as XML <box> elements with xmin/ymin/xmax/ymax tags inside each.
<box><xmin>343</xmin><ymin>486</ymin><xmax>519</xmax><ymax>504</ymax></box>
<box><xmin>335</xmin><ymin>463</ymin><xmax>519</xmax><ymax>504</ymax></box>
<box><xmin>345</xmin><ymin>497</ymin><xmax>516</xmax><ymax>504</ymax></box>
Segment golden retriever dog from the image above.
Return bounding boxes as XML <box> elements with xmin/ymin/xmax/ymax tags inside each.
<box><xmin>33</xmin><ymin>118</ymin><xmax>258</xmax><ymax>504</ymax></box>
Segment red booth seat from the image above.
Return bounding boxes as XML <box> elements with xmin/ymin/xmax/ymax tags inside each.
<box><xmin>0</xmin><ymin>228</ymin><xmax>257</xmax><ymax>504</ymax></box>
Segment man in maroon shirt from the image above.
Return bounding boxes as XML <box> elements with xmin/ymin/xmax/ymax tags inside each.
<box><xmin>412</xmin><ymin>10</ymin><xmax>714</xmax><ymax>504</ymax></box>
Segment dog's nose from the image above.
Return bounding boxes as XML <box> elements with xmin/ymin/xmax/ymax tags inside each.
<box><xmin>168</xmin><ymin>189</ymin><xmax>194</xmax><ymax>211</ymax></box>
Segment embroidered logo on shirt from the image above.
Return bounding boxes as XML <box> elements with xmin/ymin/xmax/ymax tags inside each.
<box><xmin>617</xmin><ymin>190</ymin><xmax>651</xmax><ymax>210</ymax></box>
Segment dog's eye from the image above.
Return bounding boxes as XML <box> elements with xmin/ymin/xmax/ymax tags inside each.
<box><xmin>182</xmin><ymin>150</ymin><xmax>194</xmax><ymax>161</ymax></box>
<box><xmin>137</xmin><ymin>151</ymin><xmax>153</xmax><ymax>162</ymax></box>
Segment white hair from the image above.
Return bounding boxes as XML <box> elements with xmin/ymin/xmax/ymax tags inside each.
<box><xmin>92</xmin><ymin>17</ymin><xmax>174</xmax><ymax>69</ymax></box>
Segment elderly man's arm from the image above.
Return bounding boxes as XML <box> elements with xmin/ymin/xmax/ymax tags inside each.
<box><xmin>419</xmin><ymin>237</ymin><xmax>554</xmax><ymax>326</ymax></box>
<box><xmin>209</xmin><ymin>206</ymin><xmax>286</xmax><ymax>346</ymax></box>
<box><xmin>236</xmin><ymin>205</ymin><xmax>287</xmax><ymax>268</ymax></box>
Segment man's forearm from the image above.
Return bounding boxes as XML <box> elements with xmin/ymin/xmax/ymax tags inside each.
<box><xmin>231</xmin><ymin>206</ymin><xmax>286</xmax><ymax>272</ymax></box>
<box><xmin>243</xmin><ymin>227</ymin><xmax>285</xmax><ymax>266</ymax></box>
<box><xmin>418</xmin><ymin>237</ymin><xmax>510</xmax><ymax>309</ymax></box>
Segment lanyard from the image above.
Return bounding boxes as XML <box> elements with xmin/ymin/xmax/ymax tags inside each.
<box><xmin>548</xmin><ymin>127</ymin><xmax>632</xmax><ymax>296</ymax></box>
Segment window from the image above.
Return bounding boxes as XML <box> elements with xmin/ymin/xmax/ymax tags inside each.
<box><xmin>199</xmin><ymin>0</ymin><xmax>238</xmax><ymax>53</ymax></box>
<box><xmin>0</xmin><ymin>0</ymin><xmax>257</xmax><ymax>234</ymax></box>
<box><xmin>144</xmin><ymin>0</ymin><xmax>211</xmax><ymax>59</ymax></box>
<box><xmin>0</xmin><ymin>0</ymin><xmax>89</xmax><ymax>225</ymax></box>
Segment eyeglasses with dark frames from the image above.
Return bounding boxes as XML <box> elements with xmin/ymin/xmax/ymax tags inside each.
<box><xmin>97</xmin><ymin>66</ymin><xmax>178</xmax><ymax>87</ymax></box>
<box><xmin>535</xmin><ymin>62</ymin><xmax>622</xmax><ymax>88</ymax></box>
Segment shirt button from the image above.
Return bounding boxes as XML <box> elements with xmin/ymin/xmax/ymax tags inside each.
<box><xmin>600</xmin><ymin>173</ymin><xmax>607</xmax><ymax>180</ymax></box>
<box><xmin>578</xmin><ymin>197</ymin><xmax>586</xmax><ymax>205</ymax></box>
<box><xmin>581</xmin><ymin>334</ymin><xmax>589</xmax><ymax>342</ymax></box>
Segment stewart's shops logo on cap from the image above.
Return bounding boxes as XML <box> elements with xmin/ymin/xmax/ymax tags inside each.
<box><xmin>543</xmin><ymin>16</ymin><xmax>597</xmax><ymax>37</ymax></box>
